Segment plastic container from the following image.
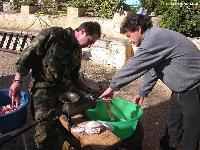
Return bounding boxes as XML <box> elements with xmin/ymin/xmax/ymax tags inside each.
<box><xmin>85</xmin><ymin>98</ymin><xmax>143</xmax><ymax>140</ymax></box>
<box><xmin>0</xmin><ymin>89</ymin><xmax>30</xmax><ymax>135</ymax></box>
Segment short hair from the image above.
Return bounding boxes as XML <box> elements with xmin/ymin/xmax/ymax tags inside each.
<box><xmin>120</xmin><ymin>12</ymin><xmax>153</xmax><ymax>34</ymax></box>
<box><xmin>76</xmin><ymin>21</ymin><xmax>101</xmax><ymax>38</ymax></box>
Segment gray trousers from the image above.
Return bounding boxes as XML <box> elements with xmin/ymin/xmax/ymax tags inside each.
<box><xmin>160</xmin><ymin>85</ymin><xmax>200</xmax><ymax>150</ymax></box>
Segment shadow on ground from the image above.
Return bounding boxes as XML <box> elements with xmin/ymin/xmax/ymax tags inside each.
<box><xmin>141</xmin><ymin>99</ymin><xmax>170</xmax><ymax>150</ymax></box>
<box><xmin>0</xmin><ymin>75</ymin><xmax>15</xmax><ymax>89</ymax></box>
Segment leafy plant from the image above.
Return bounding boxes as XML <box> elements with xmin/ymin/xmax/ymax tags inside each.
<box><xmin>140</xmin><ymin>0</ymin><xmax>171</xmax><ymax>15</ymax></box>
<box><xmin>18</xmin><ymin>0</ymin><xmax>37</xmax><ymax>5</ymax></box>
<box><xmin>12</xmin><ymin>0</ymin><xmax>23</xmax><ymax>6</ymax></box>
<box><xmin>66</xmin><ymin>0</ymin><xmax>88</xmax><ymax>8</ymax></box>
<box><xmin>160</xmin><ymin>2</ymin><xmax>200</xmax><ymax>37</ymax></box>
<box><xmin>92</xmin><ymin>0</ymin><xmax>134</xmax><ymax>19</ymax></box>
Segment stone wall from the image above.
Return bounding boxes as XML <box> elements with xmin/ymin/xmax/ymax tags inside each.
<box><xmin>0</xmin><ymin>12</ymin><xmax>162</xmax><ymax>39</ymax></box>
<box><xmin>0</xmin><ymin>13</ymin><xmax>124</xmax><ymax>39</ymax></box>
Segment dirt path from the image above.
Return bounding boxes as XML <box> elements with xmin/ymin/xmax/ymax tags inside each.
<box><xmin>0</xmin><ymin>51</ymin><xmax>171</xmax><ymax>150</ymax></box>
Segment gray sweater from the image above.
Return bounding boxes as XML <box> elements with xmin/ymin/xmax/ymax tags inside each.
<box><xmin>110</xmin><ymin>27</ymin><xmax>200</xmax><ymax>97</ymax></box>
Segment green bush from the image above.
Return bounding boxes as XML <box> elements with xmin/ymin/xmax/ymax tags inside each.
<box><xmin>140</xmin><ymin>0</ymin><xmax>171</xmax><ymax>15</ymax></box>
<box><xmin>160</xmin><ymin>3</ymin><xmax>200</xmax><ymax>37</ymax></box>
<box><xmin>66</xmin><ymin>0</ymin><xmax>88</xmax><ymax>8</ymax></box>
<box><xmin>12</xmin><ymin>0</ymin><xmax>23</xmax><ymax>6</ymax></box>
<box><xmin>94</xmin><ymin>0</ymin><xmax>118</xmax><ymax>18</ymax></box>
<box><xmin>15</xmin><ymin>0</ymin><xmax>37</xmax><ymax>5</ymax></box>
<box><xmin>92</xmin><ymin>0</ymin><xmax>135</xmax><ymax>19</ymax></box>
<box><xmin>66</xmin><ymin>0</ymin><xmax>136</xmax><ymax>19</ymax></box>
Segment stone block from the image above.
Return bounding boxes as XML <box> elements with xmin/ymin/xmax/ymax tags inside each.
<box><xmin>20</xmin><ymin>5</ymin><xmax>37</xmax><ymax>14</ymax></box>
<box><xmin>67</xmin><ymin>7</ymin><xmax>85</xmax><ymax>17</ymax></box>
<box><xmin>82</xmin><ymin>38</ymin><xmax>133</xmax><ymax>69</ymax></box>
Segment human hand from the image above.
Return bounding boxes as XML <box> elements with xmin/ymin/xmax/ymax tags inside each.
<box><xmin>9</xmin><ymin>81</ymin><xmax>22</xmax><ymax>108</ymax></box>
<box><xmin>131</xmin><ymin>95</ymin><xmax>144</xmax><ymax>107</ymax></box>
<box><xmin>99</xmin><ymin>87</ymin><xmax>113</xmax><ymax>102</ymax></box>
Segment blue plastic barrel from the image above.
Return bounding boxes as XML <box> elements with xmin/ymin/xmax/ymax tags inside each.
<box><xmin>0</xmin><ymin>89</ymin><xmax>30</xmax><ymax>135</ymax></box>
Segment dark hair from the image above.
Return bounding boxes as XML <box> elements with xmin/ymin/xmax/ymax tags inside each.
<box><xmin>76</xmin><ymin>21</ymin><xmax>101</xmax><ymax>38</ymax></box>
<box><xmin>120</xmin><ymin>12</ymin><xmax>153</xmax><ymax>34</ymax></box>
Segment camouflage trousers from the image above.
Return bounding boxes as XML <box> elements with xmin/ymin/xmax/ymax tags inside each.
<box><xmin>30</xmin><ymin>87</ymin><xmax>66</xmax><ymax>150</ymax></box>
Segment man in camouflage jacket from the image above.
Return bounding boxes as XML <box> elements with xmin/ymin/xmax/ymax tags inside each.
<box><xmin>9</xmin><ymin>21</ymin><xmax>101</xmax><ymax>150</ymax></box>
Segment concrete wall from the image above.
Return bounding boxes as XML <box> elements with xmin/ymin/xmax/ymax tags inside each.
<box><xmin>0</xmin><ymin>12</ymin><xmax>125</xmax><ymax>39</ymax></box>
<box><xmin>0</xmin><ymin>12</ymin><xmax>161</xmax><ymax>39</ymax></box>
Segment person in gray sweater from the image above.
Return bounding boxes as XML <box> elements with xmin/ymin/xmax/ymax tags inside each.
<box><xmin>99</xmin><ymin>13</ymin><xmax>200</xmax><ymax>150</ymax></box>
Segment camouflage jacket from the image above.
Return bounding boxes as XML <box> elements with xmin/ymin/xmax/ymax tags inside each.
<box><xmin>16</xmin><ymin>27</ymin><xmax>82</xmax><ymax>90</ymax></box>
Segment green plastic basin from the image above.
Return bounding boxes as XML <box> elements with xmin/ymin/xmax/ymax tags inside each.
<box><xmin>85</xmin><ymin>98</ymin><xmax>143</xmax><ymax>140</ymax></box>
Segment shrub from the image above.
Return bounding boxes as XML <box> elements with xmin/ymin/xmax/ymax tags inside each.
<box><xmin>66</xmin><ymin>0</ymin><xmax>88</xmax><ymax>8</ymax></box>
<box><xmin>65</xmin><ymin>0</ymin><xmax>136</xmax><ymax>19</ymax></box>
<box><xmin>160</xmin><ymin>3</ymin><xmax>200</xmax><ymax>37</ymax></box>
<box><xmin>140</xmin><ymin>0</ymin><xmax>171</xmax><ymax>15</ymax></box>
<box><xmin>92</xmin><ymin>0</ymin><xmax>136</xmax><ymax>19</ymax></box>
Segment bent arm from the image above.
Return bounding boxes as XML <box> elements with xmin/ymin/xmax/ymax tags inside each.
<box><xmin>9</xmin><ymin>73</ymin><xmax>23</xmax><ymax>107</ymax></box>
<box><xmin>9</xmin><ymin>29</ymin><xmax>51</xmax><ymax>107</ymax></box>
<box><xmin>109</xmin><ymin>47</ymin><xmax>163</xmax><ymax>91</ymax></box>
<box><xmin>109</xmin><ymin>31</ymin><xmax>173</xmax><ymax>91</ymax></box>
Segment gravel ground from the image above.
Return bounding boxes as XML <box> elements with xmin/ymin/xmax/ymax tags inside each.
<box><xmin>0</xmin><ymin>51</ymin><xmax>171</xmax><ymax>150</ymax></box>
